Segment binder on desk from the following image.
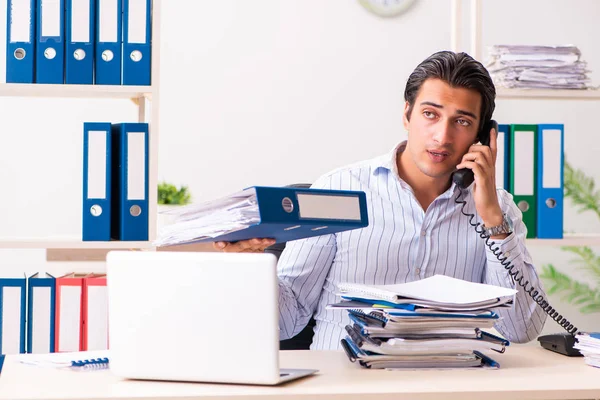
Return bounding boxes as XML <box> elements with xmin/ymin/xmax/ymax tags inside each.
<box><xmin>26</xmin><ymin>273</ymin><xmax>56</xmax><ymax>354</ymax></box>
<box><xmin>36</xmin><ymin>0</ymin><xmax>65</xmax><ymax>83</ymax></box>
<box><xmin>122</xmin><ymin>0</ymin><xmax>151</xmax><ymax>85</ymax></box>
<box><xmin>154</xmin><ymin>186</ymin><xmax>369</xmax><ymax>247</ymax></box>
<box><xmin>55</xmin><ymin>273</ymin><xmax>85</xmax><ymax>353</ymax></box>
<box><xmin>95</xmin><ymin>0</ymin><xmax>122</xmax><ymax>84</ymax></box>
<box><xmin>83</xmin><ymin>123</ymin><xmax>112</xmax><ymax>241</ymax></box>
<box><xmin>81</xmin><ymin>274</ymin><xmax>108</xmax><ymax>351</ymax></box>
<box><xmin>111</xmin><ymin>123</ymin><xmax>149</xmax><ymax>241</ymax></box>
<box><xmin>65</xmin><ymin>0</ymin><xmax>95</xmax><ymax>84</ymax></box>
<box><xmin>537</xmin><ymin>124</ymin><xmax>564</xmax><ymax>239</ymax></box>
<box><xmin>510</xmin><ymin>124</ymin><xmax>538</xmax><ymax>238</ymax></box>
<box><xmin>0</xmin><ymin>275</ymin><xmax>26</xmax><ymax>355</ymax></box>
<box><xmin>6</xmin><ymin>0</ymin><xmax>36</xmax><ymax>83</ymax></box>
<box><xmin>496</xmin><ymin>124</ymin><xmax>510</xmax><ymax>190</ymax></box>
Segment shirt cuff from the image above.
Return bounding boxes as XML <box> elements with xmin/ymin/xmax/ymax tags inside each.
<box><xmin>484</xmin><ymin>232</ymin><xmax>522</xmax><ymax>283</ymax></box>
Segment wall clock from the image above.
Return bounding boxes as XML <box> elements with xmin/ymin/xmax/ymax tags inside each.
<box><xmin>358</xmin><ymin>0</ymin><xmax>417</xmax><ymax>18</ymax></box>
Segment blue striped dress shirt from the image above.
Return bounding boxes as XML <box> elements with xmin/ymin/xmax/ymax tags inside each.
<box><xmin>277</xmin><ymin>141</ymin><xmax>547</xmax><ymax>350</ymax></box>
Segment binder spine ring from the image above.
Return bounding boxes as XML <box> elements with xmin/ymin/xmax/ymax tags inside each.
<box><xmin>70</xmin><ymin>357</ymin><xmax>110</xmax><ymax>370</ymax></box>
<box><xmin>455</xmin><ymin>188</ymin><xmax>578</xmax><ymax>335</ymax></box>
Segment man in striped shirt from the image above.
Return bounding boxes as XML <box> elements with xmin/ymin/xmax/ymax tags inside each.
<box><xmin>215</xmin><ymin>51</ymin><xmax>547</xmax><ymax>350</ymax></box>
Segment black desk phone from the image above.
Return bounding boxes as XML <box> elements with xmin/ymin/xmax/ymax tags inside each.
<box><xmin>452</xmin><ymin>119</ymin><xmax>581</xmax><ymax>357</ymax></box>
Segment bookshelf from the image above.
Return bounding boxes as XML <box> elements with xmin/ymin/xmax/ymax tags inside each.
<box><xmin>450</xmin><ymin>0</ymin><xmax>600</xmax><ymax>246</ymax></box>
<box><xmin>1</xmin><ymin>0</ymin><xmax>161</xmax><ymax>252</ymax></box>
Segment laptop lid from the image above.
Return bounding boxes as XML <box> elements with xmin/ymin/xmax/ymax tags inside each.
<box><xmin>106</xmin><ymin>251</ymin><xmax>285</xmax><ymax>385</ymax></box>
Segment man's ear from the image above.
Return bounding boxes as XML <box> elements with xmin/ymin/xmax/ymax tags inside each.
<box><xmin>403</xmin><ymin>101</ymin><xmax>411</xmax><ymax>131</ymax></box>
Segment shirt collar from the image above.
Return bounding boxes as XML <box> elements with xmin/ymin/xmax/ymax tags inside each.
<box><xmin>371</xmin><ymin>140</ymin><xmax>463</xmax><ymax>198</ymax></box>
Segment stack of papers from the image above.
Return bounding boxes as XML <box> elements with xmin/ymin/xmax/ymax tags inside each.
<box><xmin>154</xmin><ymin>189</ymin><xmax>261</xmax><ymax>246</ymax></box>
<box><xmin>486</xmin><ymin>45</ymin><xmax>596</xmax><ymax>90</ymax></box>
<box><xmin>574</xmin><ymin>333</ymin><xmax>600</xmax><ymax>368</ymax></box>
<box><xmin>332</xmin><ymin>275</ymin><xmax>516</xmax><ymax>369</ymax></box>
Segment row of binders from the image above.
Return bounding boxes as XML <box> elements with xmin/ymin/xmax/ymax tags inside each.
<box><xmin>329</xmin><ymin>275</ymin><xmax>516</xmax><ymax>369</ymax></box>
<box><xmin>0</xmin><ymin>273</ymin><xmax>108</xmax><ymax>355</ymax></box>
<box><xmin>6</xmin><ymin>0</ymin><xmax>152</xmax><ymax>85</ymax></box>
<box><xmin>494</xmin><ymin>123</ymin><xmax>564</xmax><ymax>239</ymax></box>
<box><xmin>83</xmin><ymin>122</ymin><xmax>149</xmax><ymax>241</ymax></box>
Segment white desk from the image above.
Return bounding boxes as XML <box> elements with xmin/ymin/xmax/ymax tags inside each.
<box><xmin>1</xmin><ymin>346</ymin><xmax>599</xmax><ymax>400</ymax></box>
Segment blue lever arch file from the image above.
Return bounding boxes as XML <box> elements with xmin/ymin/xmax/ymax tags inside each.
<box><xmin>111</xmin><ymin>123</ymin><xmax>149</xmax><ymax>241</ymax></box>
<box><xmin>26</xmin><ymin>273</ymin><xmax>56</xmax><ymax>354</ymax></box>
<box><xmin>6</xmin><ymin>0</ymin><xmax>36</xmax><ymax>83</ymax></box>
<box><xmin>122</xmin><ymin>0</ymin><xmax>151</xmax><ymax>85</ymax></box>
<box><xmin>154</xmin><ymin>186</ymin><xmax>369</xmax><ymax>246</ymax></box>
<box><xmin>36</xmin><ymin>0</ymin><xmax>65</xmax><ymax>83</ymax></box>
<box><xmin>95</xmin><ymin>0</ymin><xmax>122</xmax><ymax>84</ymax></box>
<box><xmin>65</xmin><ymin>0</ymin><xmax>95</xmax><ymax>84</ymax></box>
<box><xmin>0</xmin><ymin>275</ymin><xmax>26</xmax><ymax>355</ymax></box>
<box><xmin>82</xmin><ymin>123</ymin><xmax>112</xmax><ymax>241</ymax></box>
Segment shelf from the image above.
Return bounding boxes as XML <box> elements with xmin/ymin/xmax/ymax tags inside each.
<box><xmin>0</xmin><ymin>238</ymin><xmax>154</xmax><ymax>249</ymax></box>
<box><xmin>496</xmin><ymin>88</ymin><xmax>600</xmax><ymax>100</ymax></box>
<box><xmin>0</xmin><ymin>83</ymin><xmax>152</xmax><ymax>100</ymax></box>
<box><xmin>526</xmin><ymin>233</ymin><xmax>600</xmax><ymax>247</ymax></box>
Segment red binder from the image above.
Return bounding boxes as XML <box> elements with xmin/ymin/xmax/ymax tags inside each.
<box><xmin>81</xmin><ymin>274</ymin><xmax>109</xmax><ymax>351</ymax></box>
<box><xmin>54</xmin><ymin>273</ymin><xmax>86</xmax><ymax>352</ymax></box>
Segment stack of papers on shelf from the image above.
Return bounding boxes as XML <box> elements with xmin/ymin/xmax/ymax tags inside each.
<box><xmin>332</xmin><ymin>275</ymin><xmax>515</xmax><ymax>369</ymax></box>
<box><xmin>574</xmin><ymin>333</ymin><xmax>600</xmax><ymax>368</ymax></box>
<box><xmin>486</xmin><ymin>45</ymin><xmax>597</xmax><ymax>90</ymax></box>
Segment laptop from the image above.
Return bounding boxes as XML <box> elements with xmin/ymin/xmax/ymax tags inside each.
<box><xmin>105</xmin><ymin>251</ymin><xmax>318</xmax><ymax>385</ymax></box>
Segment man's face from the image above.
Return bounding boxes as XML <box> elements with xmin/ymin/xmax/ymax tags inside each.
<box><xmin>402</xmin><ymin>78</ymin><xmax>481</xmax><ymax>180</ymax></box>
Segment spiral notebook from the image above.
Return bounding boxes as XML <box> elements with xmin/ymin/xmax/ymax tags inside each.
<box><xmin>16</xmin><ymin>350</ymin><xmax>110</xmax><ymax>370</ymax></box>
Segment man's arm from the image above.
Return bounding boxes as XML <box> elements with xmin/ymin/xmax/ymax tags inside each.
<box><xmin>277</xmin><ymin>233</ymin><xmax>336</xmax><ymax>339</ymax></box>
<box><xmin>482</xmin><ymin>190</ymin><xmax>547</xmax><ymax>343</ymax></box>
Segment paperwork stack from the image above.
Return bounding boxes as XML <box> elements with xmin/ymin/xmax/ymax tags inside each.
<box><xmin>486</xmin><ymin>45</ymin><xmax>596</xmax><ymax>90</ymax></box>
<box><xmin>153</xmin><ymin>186</ymin><xmax>368</xmax><ymax>247</ymax></box>
<box><xmin>331</xmin><ymin>275</ymin><xmax>516</xmax><ymax>369</ymax></box>
<box><xmin>574</xmin><ymin>333</ymin><xmax>600</xmax><ymax>368</ymax></box>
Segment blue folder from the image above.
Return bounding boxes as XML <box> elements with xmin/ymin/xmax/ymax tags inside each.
<box><xmin>167</xmin><ymin>186</ymin><xmax>369</xmax><ymax>245</ymax></box>
<box><xmin>536</xmin><ymin>124</ymin><xmax>564</xmax><ymax>239</ymax></box>
<box><xmin>82</xmin><ymin>122</ymin><xmax>112</xmax><ymax>241</ymax></box>
<box><xmin>122</xmin><ymin>0</ymin><xmax>151</xmax><ymax>85</ymax></box>
<box><xmin>26</xmin><ymin>273</ymin><xmax>56</xmax><ymax>354</ymax></box>
<box><xmin>6</xmin><ymin>0</ymin><xmax>36</xmax><ymax>83</ymax></box>
<box><xmin>0</xmin><ymin>276</ymin><xmax>26</xmax><ymax>355</ymax></box>
<box><xmin>95</xmin><ymin>0</ymin><xmax>122</xmax><ymax>84</ymax></box>
<box><xmin>65</xmin><ymin>0</ymin><xmax>95</xmax><ymax>84</ymax></box>
<box><xmin>110</xmin><ymin>123</ymin><xmax>149</xmax><ymax>241</ymax></box>
<box><xmin>36</xmin><ymin>0</ymin><xmax>65</xmax><ymax>83</ymax></box>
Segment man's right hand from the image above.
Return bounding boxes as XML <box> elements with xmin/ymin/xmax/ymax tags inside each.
<box><xmin>213</xmin><ymin>238</ymin><xmax>276</xmax><ymax>253</ymax></box>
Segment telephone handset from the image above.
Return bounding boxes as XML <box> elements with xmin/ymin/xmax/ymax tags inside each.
<box><xmin>451</xmin><ymin>118</ymin><xmax>580</xmax><ymax>356</ymax></box>
<box><xmin>452</xmin><ymin>119</ymin><xmax>497</xmax><ymax>189</ymax></box>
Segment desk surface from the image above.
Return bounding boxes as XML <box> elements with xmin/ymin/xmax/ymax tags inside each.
<box><xmin>1</xmin><ymin>346</ymin><xmax>599</xmax><ymax>400</ymax></box>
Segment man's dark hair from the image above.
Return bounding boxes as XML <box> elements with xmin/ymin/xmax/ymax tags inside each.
<box><xmin>404</xmin><ymin>51</ymin><xmax>496</xmax><ymax>133</ymax></box>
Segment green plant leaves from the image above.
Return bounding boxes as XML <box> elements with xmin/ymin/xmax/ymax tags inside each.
<box><xmin>158</xmin><ymin>182</ymin><xmax>191</xmax><ymax>205</ymax></box>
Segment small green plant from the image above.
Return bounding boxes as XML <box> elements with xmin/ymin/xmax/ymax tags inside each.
<box><xmin>541</xmin><ymin>161</ymin><xmax>600</xmax><ymax>314</ymax></box>
<box><xmin>158</xmin><ymin>182</ymin><xmax>191</xmax><ymax>205</ymax></box>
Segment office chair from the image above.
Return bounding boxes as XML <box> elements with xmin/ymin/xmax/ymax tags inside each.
<box><xmin>268</xmin><ymin>183</ymin><xmax>316</xmax><ymax>351</ymax></box>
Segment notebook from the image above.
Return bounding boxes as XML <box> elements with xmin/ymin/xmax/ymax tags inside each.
<box><xmin>106</xmin><ymin>251</ymin><xmax>318</xmax><ymax>385</ymax></box>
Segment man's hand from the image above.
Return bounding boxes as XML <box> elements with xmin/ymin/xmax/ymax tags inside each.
<box><xmin>213</xmin><ymin>238</ymin><xmax>276</xmax><ymax>253</ymax></box>
<box><xmin>455</xmin><ymin>126</ymin><xmax>505</xmax><ymax>231</ymax></box>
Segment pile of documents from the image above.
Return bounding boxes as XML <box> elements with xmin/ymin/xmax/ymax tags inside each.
<box><xmin>574</xmin><ymin>333</ymin><xmax>600</xmax><ymax>368</ymax></box>
<box><xmin>486</xmin><ymin>45</ymin><xmax>596</xmax><ymax>90</ymax></box>
<box><xmin>330</xmin><ymin>275</ymin><xmax>517</xmax><ymax>369</ymax></box>
<box><xmin>153</xmin><ymin>186</ymin><xmax>368</xmax><ymax>247</ymax></box>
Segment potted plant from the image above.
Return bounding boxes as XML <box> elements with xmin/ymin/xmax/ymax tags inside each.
<box><xmin>541</xmin><ymin>162</ymin><xmax>600</xmax><ymax>314</ymax></box>
<box><xmin>157</xmin><ymin>182</ymin><xmax>192</xmax><ymax>231</ymax></box>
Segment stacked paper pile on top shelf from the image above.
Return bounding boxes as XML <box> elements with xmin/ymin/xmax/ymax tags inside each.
<box><xmin>486</xmin><ymin>45</ymin><xmax>597</xmax><ymax>90</ymax></box>
<box><xmin>330</xmin><ymin>275</ymin><xmax>516</xmax><ymax>369</ymax></box>
<box><xmin>574</xmin><ymin>333</ymin><xmax>600</xmax><ymax>368</ymax></box>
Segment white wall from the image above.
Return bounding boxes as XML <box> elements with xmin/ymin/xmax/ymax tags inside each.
<box><xmin>0</xmin><ymin>0</ymin><xmax>598</xmax><ymax>336</ymax></box>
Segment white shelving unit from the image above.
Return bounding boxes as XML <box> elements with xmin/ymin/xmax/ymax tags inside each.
<box><xmin>0</xmin><ymin>0</ymin><xmax>161</xmax><ymax>251</ymax></box>
<box><xmin>449</xmin><ymin>0</ymin><xmax>600</xmax><ymax>247</ymax></box>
